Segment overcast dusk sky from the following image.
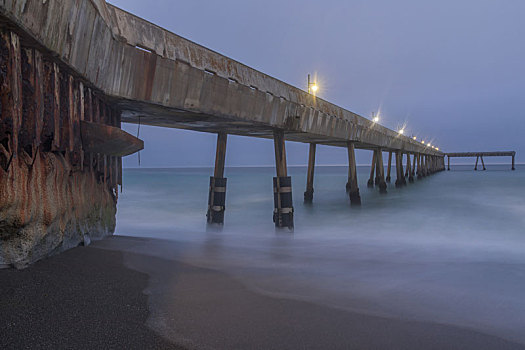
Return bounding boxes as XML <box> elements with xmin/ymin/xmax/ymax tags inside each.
<box><xmin>108</xmin><ymin>0</ymin><xmax>525</xmax><ymax>167</ymax></box>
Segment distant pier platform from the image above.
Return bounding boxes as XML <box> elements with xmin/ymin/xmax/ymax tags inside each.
<box><xmin>445</xmin><ymin>152</ymin><xmax>516</xmax><ymax>171</ymax></box>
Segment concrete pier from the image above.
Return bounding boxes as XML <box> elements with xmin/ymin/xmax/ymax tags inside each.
<box><xmin>446</xmin><ymin>152</ymin><xmax>516</xmax><ymax>171</ymax></box>
<box><xmin>273</xmin><ymin>130</ymin><xmax>293</xmax><ymax>229</ymax></box>
<box><xmin>207</xmin><ymin>132</ymin><xmax>228</xmax><ymax>224</ymax></box>
<box><xmin>0</xmin><ymin>0</ymin><xmax>451</xmax><ymax>265</ymax></box>
<box><xmin>346</xmin><ymin>142</ymin><xmax>361</xmax><ymax>205</ymax></box>
<box><xmin>304</xmin><ymin>143</ymin><xmax>316</xmax><ymax>203</ymax></box>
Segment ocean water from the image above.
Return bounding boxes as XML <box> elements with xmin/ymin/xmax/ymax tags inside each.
<box><xmin>115</xmin><ymin>164</ymin><xmax>525</xmax><ymax>343</ymax></box>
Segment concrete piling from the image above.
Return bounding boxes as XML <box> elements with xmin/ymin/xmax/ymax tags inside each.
<box><xmin>411</xmin><ymin>153</ymin><xmax>416</xmax><ymax>178</ymax></box>
<box><xmin>407</xmin><ymin>153</ymin><xmax>414</xmax><ymax>183</ymax></box>
<box><xmin>474</xmin><ymin>156</ymin><xmax>479</xmax><ymax>171</ymax></box>
<box><xmin>386</xmin><ymin>151</ymin><xmax>392</xmax><ymax>182</ymax></box>
<box><xmin>480</xmin><ymin>156</ymin><xmax>486</xmax><ymax>171</ymax></box>
<box><xmin>416</xmin><ymin>153</ymin><xmax>422</xmax><ymax>178</ymax></box>
<box><xmin>395</xmin><ymin>151</ymin><xmax>406</xmax><ymax>187</ymax></box>
<box><xmin>368</xmin><ymin>151</ymin><xmax>376</xmax><ymax>188</ymax></box>
<box><xmin>346</xmin><ymin>142</ymin><xmax>361</xmax><ymax>205</ymax></box>
<box><xmin>375</xmin><ymin>148</ymin><xmax>387</xmax><ymax>193</ymax></box>
<box><xmin>512</xmin><ymin>155</ymin><xmax>515</xmax><ymax>170</ymax></box>
<box><xmin>304</xmin><ymin>143</ymin><xmax>316</xmax><ymax>203</ymax></box>
<box><xmin>273</xmin><ymin>130</ymin><xmax>293</xmax><ymax>229</ymax></box>
<box><xmin>207</xmin><ymin>132</ymin><xmax>227</xmax><ymax>224</ymax></box>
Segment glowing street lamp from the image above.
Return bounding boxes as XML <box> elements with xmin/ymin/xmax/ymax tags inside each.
<box><xmin>308</xmin><ymin>74</ymin><xmax>318</xmax><ymax>94</ymax></box>
<box><xmin>372</xmin><ymin>111</ymin><xmax>380</xmax><ymax>123</ymax></box>
<box><xmin>398</xmin><ymin>128</ymin><xmax>405</xmax><ymax>135</ymax></box>
<box><xmin>412</xmin><ymin>136</ymin><xmax>417</xmax><ymax>140</ymax></box>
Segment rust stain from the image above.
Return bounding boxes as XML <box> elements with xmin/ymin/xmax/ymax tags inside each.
<box><xmin>0</xmin><ymin>28</ymin><xmax>124</xmax><ymax>268</ymax></box>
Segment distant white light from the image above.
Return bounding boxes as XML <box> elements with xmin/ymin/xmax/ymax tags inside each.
<box><xmin>413</xmin><ymin>136</ymin><xmax>417</xmax><ymax>140</ymax></box>
<box><xmin>398</xmin><ymin>129</ymin><xmax>405</xmax><ymax>135</ymax></box>
<box><xmin>427</xmin><ymin>143</ymin><xmax>431</xmax><ymax>147</ymax></box>
<box><xmin>373</xmin><ymin>116</ymin><xmax>379</xmax><ymax>123</ymax></box>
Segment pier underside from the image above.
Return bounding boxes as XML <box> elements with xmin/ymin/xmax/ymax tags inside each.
<box><xmin>0</xmin><ymin>28</ymin><xmax>141</xmax><ymax>268</ymax></box>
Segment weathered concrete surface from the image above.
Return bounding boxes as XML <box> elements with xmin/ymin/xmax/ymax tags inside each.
<box><xmin>0</xmin><ymin>0</ymin><xmax>442</xmax><ymax>156</ymax></box>
<box><xmin>0</xmin><ymin>152</ymin><xmax>116</xmax><ymax>268</ymax></box>
<box><xmin>0</xmin><ymin>27</ymin><xmax>128</xmax><ymax>268</ymax></box>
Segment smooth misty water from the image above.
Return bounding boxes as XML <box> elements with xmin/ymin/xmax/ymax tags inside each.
<box><xmin>116</xmin><ymin>165</ymin><xmax>525</xmax><ymax>343</ymax></box>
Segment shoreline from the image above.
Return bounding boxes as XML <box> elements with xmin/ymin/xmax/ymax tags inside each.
<box><xmin>2</xmin><ymin>236</ymin><xmax>524</xmax><ymax>349</ymax></box>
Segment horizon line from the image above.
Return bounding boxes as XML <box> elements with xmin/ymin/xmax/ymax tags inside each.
<box><xmin>123</xmin><ymin>163</ymin><xmax>522</xmax><ymax>170</ymax></box>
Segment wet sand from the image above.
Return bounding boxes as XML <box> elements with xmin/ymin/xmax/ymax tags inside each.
<box><xmin>1</xmin><ymin>236</ymin><xmax>524</xmax><ymax>350</ymax></box>
<box><xmin>0</xmin><ymin>245</ymin><xmax>182</xmax><ymax>350</ymax></box>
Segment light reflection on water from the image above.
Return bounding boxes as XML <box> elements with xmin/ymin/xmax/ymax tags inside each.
<box><xmin>116</xmin><ymin>165</ymin><xmax>525</xmax><ymax>343</ymax></box>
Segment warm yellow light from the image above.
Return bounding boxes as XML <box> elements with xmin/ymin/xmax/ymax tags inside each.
<box><xmin>311</xmin><ymin>84</ymin><xmax>318</xmax><ymax>92</ymax></box>
<box><xmin>398</xmin><ymin>129</ymin><xmax>405</xmax><ymax>135</ymax></box>
<box><xmin>436</xmin><ymin>147</ymin><xmax>439</xmax><ymax>151</ymax></box>
<box><xmin>413</xmin><ymin>136</ymin><xmax>417</xmax><ymax>140</ymax></box>
<box><xmin>421</xmin><ymin>140</ymin><xmax>425</xmax><ymax>144</ymax></box>
<box><xmin>373</xmin><ymin>116</ymin><xmax>379</xmax><ymax>123</ymax></box>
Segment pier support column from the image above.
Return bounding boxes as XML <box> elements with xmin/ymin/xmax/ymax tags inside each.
<box><xmin>367</xmin><ymin>151</ymin><xmax>376</xmax><ymax>188</ymax></box>
<box><xmin>375</xmin><ymin>148</ymin><xmax>387</xmax><ymax>193</ymax></box>
<box><xmin>304</xmin><ymin>143</ymin><xmax>316</xmax><ymax>203</ymax></box>
<box><xmin>448</xmin><ymin>156</ymin><xmax>450</xmax><ymax>171</ymax></box>
<box><xmin>386</xmin><ymin>151</ymin><xmax>392</xmax><ymax>182</ymax></box>
<box><xmin>474</xmin><ymin>156</ymin><xmax>479</xmax><ymax>171</ymax></box>
<box><xmin>422</xmin><ymin>155</ymin><xmax>427</xmax><ymax>177</ymax></box>
<box><xmin>407</xmin><ymin>153</ymin><xmax>414</xmax><ymax>183</ymax></box>
<box><xmin>346</xmin><ymin>142</ymin><xmax>361</xmax><ymax>205</ymax></box>
<box><xmin>404</xmin><ymin>154</ymin><xmax>409</xmax><ymax>178</ymax></box>
<box><xmin>273</xmin><ymin>130</ymin><xmax>293</xmax><ymax>229</ymax></box>
<box><xmin>207</xmin><ymin>132</ymin><xmax>228</xmax><ymax>224</ymax></box>
<box><xmin>412</xmin><ymin>152</ymin><xmax>416</xmax><ymax>178</ymax></box>
<box><xmin>512</xmin><ymin>155</ymin><xmax>515</xmax><ymax>171</ymax></box>
<box><xmin>416</xmin><ymin>153</ymin><xmax>422</xmax><ymax>178</ymax></box>
<box><xmin>395</xmin><ymin>151</ymin><xmax>406</xmax><ymax>187</ymax></box>
<box><xmin>480</xmin><ymin>156</ymin><xmax>486</xmax><ymax>171</ymax></box>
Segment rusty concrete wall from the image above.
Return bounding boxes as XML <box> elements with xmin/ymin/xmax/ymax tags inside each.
<box><xmin>0</xmin><ymin>28</ymin><xmax>121</xmax><ymax>268</ymax></box>
<box><xmin>0</xmin><ymin>0</ymin><xmax>442</xmax><ymax>156</ymax></box>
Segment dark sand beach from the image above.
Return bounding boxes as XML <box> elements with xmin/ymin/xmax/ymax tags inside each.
<box><xmin>1</xmin><ymin>236</ymin><xmax>524</xmax><ymax>350</ymax></box>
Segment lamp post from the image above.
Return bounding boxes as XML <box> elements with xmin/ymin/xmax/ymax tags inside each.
<box><xmin>308</xmin><ymin>74</ymin><xmax>318</xmax><ymax>94</ymax></box>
